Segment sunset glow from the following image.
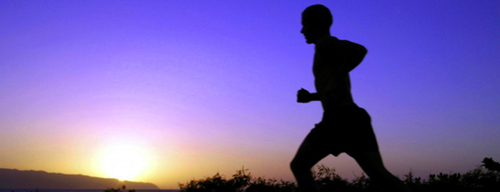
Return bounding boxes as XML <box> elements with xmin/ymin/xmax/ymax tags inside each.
<box><xmin>99</xmin><ymin>143</ymin><xmax>151</xmax><ymax>181</ymax></box>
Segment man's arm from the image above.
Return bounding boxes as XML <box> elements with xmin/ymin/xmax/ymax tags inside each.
<box><xmin>324</xmin><ymin>41</ymin><xmax>367</xmax><ymax>91</ymax></box>
<box><xmin>335</xmin><ymin>41</ymin><xmax>367</xmax><ymax>76</ymax></box>
<box><xmin>297</xmin><ymin>88</ymin><xmax>320</xmax><ymax>103</ymax></box>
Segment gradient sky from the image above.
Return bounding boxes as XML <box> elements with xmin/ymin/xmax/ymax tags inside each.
<box><xmin>1</xmin><ymin>0</ymin><xmax>499</xmax><ymax>189</ymax></box>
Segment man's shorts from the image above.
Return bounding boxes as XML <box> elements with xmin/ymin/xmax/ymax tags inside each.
<box><xmin>305</xmin><ymin>104</ymin><xmax>379</xmax><ymax>156</ymax></box>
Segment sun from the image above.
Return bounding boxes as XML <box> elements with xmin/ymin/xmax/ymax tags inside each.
<box><xmin>100</xmin><ymin>143</ymin><xmax>149</xmax><ymax>181</ymax></box>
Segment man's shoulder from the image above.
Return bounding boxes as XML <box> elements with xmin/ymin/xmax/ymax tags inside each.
<box><xmin>316</xmin><ymin>36</ymin><xmax>338</xmax><ymax>46</ymax></box>
<box><xmin>335</xmin><ymin>37</ymin><xmax>359</xmax><ymax>47</ymax></box>
<box><xmin>316</xmin><ymin>36</ymin><xmax>357</xmax><ymax>49</ymax></box>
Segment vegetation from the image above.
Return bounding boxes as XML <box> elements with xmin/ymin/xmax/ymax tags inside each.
<box><xmin>179</xmin><ymin>157</ymin><xmax>500</xmax><ymax>192</ymax></box>
<box><xmin>104</xmin><ymin>185</ymin><xmax>136</xmax><ymax>192</ymax></box>
<box><xmin>178</xmin><ymin>168</ymin><xmax>251</xmax><ymax>192</ymax></box>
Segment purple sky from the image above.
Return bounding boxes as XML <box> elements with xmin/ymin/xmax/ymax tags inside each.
<box><xmin>1</xmin><ymin>0</ymin><xmax>499</xmax><ymax>189</ymax></box>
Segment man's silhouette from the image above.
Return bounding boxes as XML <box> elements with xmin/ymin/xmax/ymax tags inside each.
<box><xmin>290</xmin><ymin>5</ymin><xmax>410</xmax><ymax>192</ymax></box>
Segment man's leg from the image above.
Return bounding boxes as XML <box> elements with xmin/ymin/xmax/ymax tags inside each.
<box><xmin>350</xmin><ymin>151</ymin><xmax>411</xmax><ymax>192</ymax></box>
<box><xmin>290</xmin><ymin>140</ymin><xmax>329</xmax><ymax>192</ymax></box>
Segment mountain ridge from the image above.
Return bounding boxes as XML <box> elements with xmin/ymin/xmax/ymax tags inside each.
<box><xmin>0</xmin><ymin>168</ymin><xmax>159</xmax><ymax>189</ymax></box>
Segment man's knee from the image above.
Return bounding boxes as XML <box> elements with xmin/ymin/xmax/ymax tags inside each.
<box><xmin>290</xmin><ymin>159</ymin><xmax>299</xmax><ymax>172</ymax></box>
<box><xmin>290</xmin><ymin>158</ymin><xmax>303</xmax><ymax>173</ymax></box>
<box><xmin>290</xmin><ymin>158</ymin><xmax>312</xmax><ymax>174</ymax></box>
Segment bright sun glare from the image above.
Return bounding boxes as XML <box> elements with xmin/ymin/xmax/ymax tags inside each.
<box><xmin>100</xmin><ymin>143</ymin><xmax>149</xmax><ymax>181</ymax></box>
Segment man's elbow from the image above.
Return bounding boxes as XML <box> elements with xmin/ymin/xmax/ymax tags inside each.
<box><xmin>352</xmin><ymin>46</ymin><xmax>367</xmax><ymax>64</ymax></box>
<box><xmin>359</xmin><ymin>46</ymin><xmax>368</xmax><ymax>58</ymax></box>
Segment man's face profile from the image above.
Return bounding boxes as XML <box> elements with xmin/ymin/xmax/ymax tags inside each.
<box><xmin>301</xmin><ymin>19</ymin><xmax>316</xmax><ymax>44</ymax></box>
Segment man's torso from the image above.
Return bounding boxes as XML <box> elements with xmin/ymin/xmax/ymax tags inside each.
<box><xmin>313</xmin><ymin>36</ymin><xmax>355</xmax><ymax>110</ymax></box>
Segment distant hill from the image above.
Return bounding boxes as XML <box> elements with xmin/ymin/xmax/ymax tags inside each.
<box><xmin>0</xmin><ymin>168</ymin><xmax>159</xmax><ymax>189</ymax></box>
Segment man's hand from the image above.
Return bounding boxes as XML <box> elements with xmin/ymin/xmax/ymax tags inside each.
<box><xmin>297</xmin><ymin>88</ymin><xmax>312</xmax><ymax>103</ymax></box>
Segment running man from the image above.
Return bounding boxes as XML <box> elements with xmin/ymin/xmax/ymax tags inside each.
<box><xmin>290</xmin><ymin>5</ymin><xmax>410</xmax><ymax>192</ymax></box>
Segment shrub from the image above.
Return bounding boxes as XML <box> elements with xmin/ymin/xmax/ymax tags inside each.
<box><xmin>179</xmin><ymin>158</ymin><xmax>500</xmax><ymax>192</ymax></box>
<box><xmin>104</xmin><ymin>185</ymin><xmax>136</xmax><ymax>192</ymax></box>
<box><xmin>178</xmin><ymin>167</ymin><xmax>250</xmax><ymax>192</ymax></box>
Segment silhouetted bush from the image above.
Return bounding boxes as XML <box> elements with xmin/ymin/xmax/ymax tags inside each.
<box><xmin>405</xmin><ymin>157</ymin><xmax>500</xmax><ymax>192</ymax></box>
<box><xmin>104</xmin><ymin>185</ymin><xmax>136</xmax><ymax>192</ymax></box>
<box><xmin>179</xmin><ymin>158</ymin><xmax>500</xmax><ymax>192</ymax></box>
<box><xmin>247</xmin><ymin>177</ymin><xmax>296</xmax><ymax>192</ymax></box>
<box><xmin>178</xmin><ymin>168</ymin><xmax>251</xmax><ymax>192</ymax></box>
<box><xmin>312</xmin><ymin>164</ymin><xmax>349</xmax><ymax>191</ymax></box>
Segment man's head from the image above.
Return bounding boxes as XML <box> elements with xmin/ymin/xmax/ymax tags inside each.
<box><xmin>301</xmin><ymin>4</ymin><xmax>333</xmax><ymax>44</ymax></box>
